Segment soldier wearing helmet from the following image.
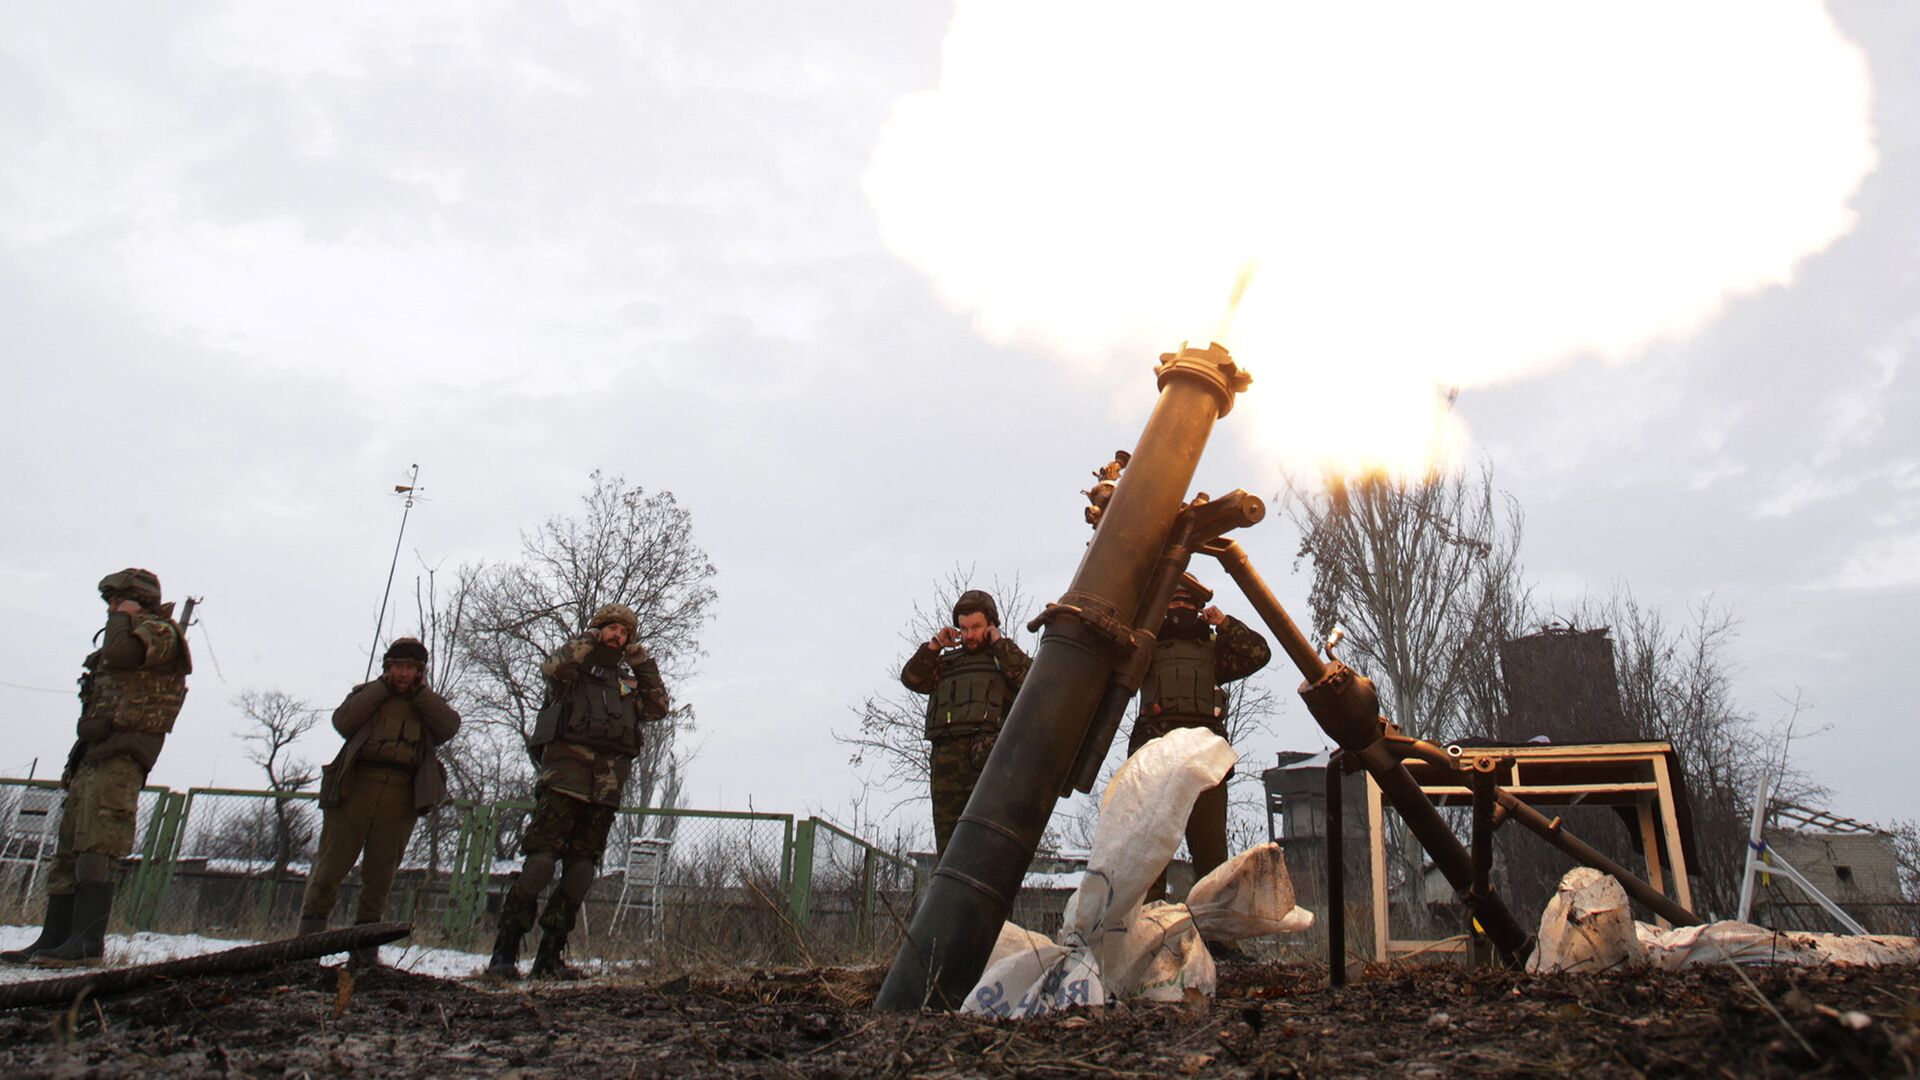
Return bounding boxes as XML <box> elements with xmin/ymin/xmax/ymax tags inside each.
<box><xmin>296</xmin><ymin>637</ymin><xmax>461</xmax><ymax>966</ymax></box>
<box><xmin>900</xmin><ymin>589</ymin><xmax>1032</xmax><ymax>856</ymax></box>
<box><xmin>4</xmin><ymin>569</ymin><xmax>191</xmax><ymax>966</ymax></box>
<box><xmin>1128</xmin><ymin>581</ymin><xmax>1270</xmax><ymax>904</ymax></box>
<box><xmin>488</xmin><ymin>601</ymin><xmax>670</xmax><ymax>980</ymax></box>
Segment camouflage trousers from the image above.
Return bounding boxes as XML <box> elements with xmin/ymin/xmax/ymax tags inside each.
<box><xmin>300</xmin><ymin>767</ymin><xmax>419</xmax><ymax>924</ymax></box>
<box><xmin>929</xmin><ymin>730</ymin><xmax>998</xmax><ymax>857</ymax></box>
<box><xmin>500</xmin><ymin>788</ymin><xmax>617</xmax><ymax>936</ymax></box>
<box><xmin>48</xmin><ymin>756</ymin><xmax>146</xmax><ymax>896</ymax></box>
<box><xmin>1128</xmin><ymin>717</ymin><xmax>1232</xmax><ymax>901</ymax></box>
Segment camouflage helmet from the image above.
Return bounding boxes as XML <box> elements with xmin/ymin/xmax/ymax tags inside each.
<box><xmin>98</xmin><ymin>567</ymin><xmax>162</xmax><ymax>607</ymax></box>
<box><xmin>590</xmin><ymin>602</ymin><xmax>639</xmax><ymax>634</ymax></box>
<box><xmin>952</xmin><ymin>589</ymin><xmax>1000</xmax><ymax>628</ymax></box>
<box><xmin>382</xmin><ymin>637</ymin><xmax>429</xmax><ymax>667</ymax></box>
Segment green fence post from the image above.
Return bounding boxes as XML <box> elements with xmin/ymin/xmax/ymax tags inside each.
<box><xmin>787</xmin><ymin>817</ymin><xmax>816</xmax><ymax>931</ymax></box>
<box><xmin>125</xmin><ymin>789</ymin><xmax>189</xmax><ymax>932</ymax></box>
<box><xmin>860</xmin><ymin>845</ymin><xmax>879</xmax><ymax>943</ymax></box>
<box><xmin>443</xmin><ymin>801</ymin><xmax>500</xmax><ymax>947</ymax></box>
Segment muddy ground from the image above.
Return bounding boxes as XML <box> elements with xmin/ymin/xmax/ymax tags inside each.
<box><xmin>0</xmin><ymin>959</ymin><xmax>1914</xmax><ymax>1078</ymax></box>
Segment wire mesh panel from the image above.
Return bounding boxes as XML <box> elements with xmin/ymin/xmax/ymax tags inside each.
<box><xmin>1</xmin><ymin>775</ymin><xmax>922</xmax><ymax>965</ymax></box>
<box><xmin>577</xmin><ymin>808</ymin><xmax>797</xmax><ymax>963</ymax></box>
<box><xmin>804</xmin><ymin>818</ymin><xmax>916</xmax><ymax>961</ymax></box>
<box><xmin>156</xmin><ymin>789</ymin><xmax>324</xmax><ymax>939</ymax></box>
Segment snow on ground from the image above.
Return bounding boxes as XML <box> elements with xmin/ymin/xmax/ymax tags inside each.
<box><xmin>0</xmin><ymin>924</ymin><xmax>524</xmax><ymax>985</ymax></box>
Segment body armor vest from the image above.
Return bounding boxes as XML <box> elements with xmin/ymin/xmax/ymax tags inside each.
<box><xmin>1138</xmin><ymin>637</ymin><xmax>1224</xmax><ymax>723</ymax></box>
<box><xmin>535</xmin><ymin>657</ymin><xmax>644</xmax><ymax>757</ymax></box>
<box><xmin>925</xmin><ymin>648</ymin><xmax>1012</xmax><ymax>738</ymax></box>
<box><xmin>84</xmin><ymin>613</ymin><xmax>191</xmax><ymax>736</ymax></box>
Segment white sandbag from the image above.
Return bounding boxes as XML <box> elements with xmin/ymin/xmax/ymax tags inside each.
<box><xmin>1637</xmin><ymin>920</ymin><xmax>1920</xmax><ymax>970</ymax></box>
<box><xmin>1059</xmin><ymin>726</ymin><xmax>1239</xmax><ymax>948</ymax></box>
<box><xmin>1528</xmin><ymin>867</ymin><xmax>1645</xmax><ymax>974</ymax></box>
<box><xmin>1106</xmin><ymin>901</ymin><xmax>1217</xmax><ymax>1002</ymax></box>
<box><xmin>961</xmin><ymin>727</ymin><xmax>1235</xmax><ymax>1015</ymax></box>
<box><xmin>1187</xmin><ymin>842</ymin><xmax>1315</xmax><ymax>942</ymax></box>
<box><xmin>985</xmin><ymin>921</ymin><xmax>1058</xmax><ymax>970</ymax></box>
<box><xmin>961</xmin><ymin>942</ymin><xmax>1101</xmax><ymax>1018</ymax></box>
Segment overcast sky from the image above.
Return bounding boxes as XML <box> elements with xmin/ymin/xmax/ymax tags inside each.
<box><xmin>2</xmin><ymin>3</ymin><xmax>1914</xmax><ymax>844</ymax></box>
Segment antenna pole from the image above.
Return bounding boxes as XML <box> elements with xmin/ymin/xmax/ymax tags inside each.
<box><xmin>365</xmin><ymin>464</ymin><xmax>421</xmax><ymax>681</ymax></box>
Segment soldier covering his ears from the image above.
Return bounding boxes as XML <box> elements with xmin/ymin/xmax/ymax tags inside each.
<box><xmin>298</xmin><ymin>636</ymin><xmax>461</xmax><ymax>964</ymax></box>
<box><xmin>900</xmin><ymin>589</ymin><xmax>1032</xmax><ymax>856</ymax></box>
<box><xmin>488</xmin><ymin>602</ymin><xmax>670</xmax><ymax>980</ymax></box>
<box><xmin>1127</xmin><ymin>581</ymin><xmax>1270</xmax><ymax>903</ymax></box>
<box><xmin>3</xmin><ymin>569</ymin><xmax>191</xmax><ymax>966</ymax></box>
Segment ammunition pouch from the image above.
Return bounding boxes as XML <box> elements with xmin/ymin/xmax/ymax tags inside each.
<box><xmin>1138</xmin><ymin>637</ymin><xmax>1223</xmax><ymax>722</ymax></box>
<box><xmin>85</xmin><ymin>668</ymin><xmax>189</xmax><ymax>735</ymax></box>
<box><xmin>535</xmin><ymin>664</ymin><xmax>644</xmax><ymax>757</ymax></box>
<box><xmin>924</xmin><ymin>649</ymin><xmax>1013</xmax><ymax>739</ymax></box>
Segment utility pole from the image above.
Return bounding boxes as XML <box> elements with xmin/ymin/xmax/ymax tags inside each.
<box><xmin>365</xmin><ymin>465</ymin><xmax>423</xmax><ymax>682</ymax></box>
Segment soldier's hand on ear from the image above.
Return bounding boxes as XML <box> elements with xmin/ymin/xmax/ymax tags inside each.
<box><xmin>985</xmin><ymin>624</ymin><xmax>1002</xmax><ymax>644</ymax></box>
<box><xmin>931</xmin><ymin>626</ymin><xmax>961</xmax><ymax>650</ymax></box>
<box><xmin>624</xmin><ymin>641</ymin><xmax>652</xmax><ymax>667</ymax></box>
<box><xmin>1202</xmin><ymin>606</ymin><xmax>1226</xmax><ymax>626</ymax></box>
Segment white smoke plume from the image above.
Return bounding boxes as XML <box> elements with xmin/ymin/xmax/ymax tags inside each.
<box><xmin>865</xmin><ymin>2</ymin><xmax>1877</xmax><ymax>474</ymax></box>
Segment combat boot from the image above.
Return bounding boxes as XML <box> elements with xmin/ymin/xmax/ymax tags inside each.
<box><xmin>33</xmin><ymin>881</ymin><xmax>112</xmax><ymax>966</ymax></box>
<box><xmin>346</xmin><ymin>920</ymin><xmax>384</xmax><ymax>970</ymax></box>
<box><xmin>1</xmin><ymin>893</ymin><xmax>75</xmax><ymax>963</ymax></box>
<box><xmin>296</xmin><ymin>916</ymin><xmax>328</xmax><ymax>938</ymax></box>
<box><xmin>486</xmin><ymin>925</ymin><xmax>524</xmax><ymax>979</ymax></box>
<box><xmin>529</xmin><ymin>932</ymin><xmax>579</xmax><ymax>981</ymax></box>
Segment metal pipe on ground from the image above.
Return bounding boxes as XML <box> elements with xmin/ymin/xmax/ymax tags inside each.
<box><xmin>1495</xmin><ymin>791</ymin><xmax>1703</xmax><ymax>927</ymax></box>
<box><xmin>0</xmin><ymin>922</ymin><xmax>412</xmax><ymax>1011</ymax></box>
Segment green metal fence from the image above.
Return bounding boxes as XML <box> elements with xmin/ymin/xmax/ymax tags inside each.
<box><xmin>0</xmin><ymin>777</ymin><xmax>917</xmax><ymax>963</ymax></box>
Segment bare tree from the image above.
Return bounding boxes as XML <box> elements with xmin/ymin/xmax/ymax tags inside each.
<box><xmin>1282</xmin><ymin>461</ymin><xmax>1529</xmax><ymax>928</ymax></box>
<box><xmin>234</xmin><ymin>689</ymin><xmax>321</xmax><ymax>878</ymax></box>
<box><xmin>836</xmin><ymin>566</ymin><xmax>1034</xmax><ymax>811</ymax></box>
<box><xmin>448</xmin><ymin>470</ymin><xmax>716</xmax><ymax>826</ymax></box>
<box><xmin>1577</xmin><ymin>591</ymin><xmax>1830</xmax><ymax>918</ymax></box>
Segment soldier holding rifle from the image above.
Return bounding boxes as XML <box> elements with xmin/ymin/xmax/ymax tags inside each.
<box><xmin>4</xmin><ymin>569</ymin><xmax>191</xmax><ymax>966</ymax></box>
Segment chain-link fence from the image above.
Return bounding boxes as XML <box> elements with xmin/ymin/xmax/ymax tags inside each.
<box><xmin>0</xmin><ymin>777</ymin><xmax>918</xmax><ymax>966</ymax></box>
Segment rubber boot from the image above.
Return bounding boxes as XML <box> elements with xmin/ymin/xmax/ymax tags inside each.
<box><xmin>33</xmin><ymin>881</ymin><xmax>112</xmax><ymax>966</ymax></box>
<box><xmin>296</xmin><ymin>916</ymin><xmax>328</xmax><ymax>938</ymax></box>
<box><xmin>1</xmin><ymin>893</ymin><xmax>75</xmax><ymax>963</ymax></box>
<box><xmin>529</xmin><ymin>932</ymin><xmax>578</xmax><ymax>981</ymax></box>
<box><xmin>487</xmin><ymin>925</ymin><xmax>524</xmax><ymax>980</ymax></box>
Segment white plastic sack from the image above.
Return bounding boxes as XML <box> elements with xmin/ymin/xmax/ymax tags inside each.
<box><xmin>1060</xmin><ymin>727</ymin><xmax>1239</xmax><ymax>952</ymax></box>
<box><xmin>1107</xmin><ymin>901</ymin><xmax>1217</xmax><ymax>1002</ymax></box>
<box><xmin>984</xmin><ymin>921</ymin><xmax>1058</xmax><ymax>970</ymax></box>
<box><xmin>1637</xmin><ymin>920</ymin><xmax>1920</xmax><ymax>970</ymax></box>
<box><xmin>1188</xmin><ymin>843</ymin><xmax>1315</xmax><ymax>942</ymax></box>
<box><xmin>963</xmin><ymin>940</ymin><xmax>1101</xmax><ymax>1018</ymax></box>
<box><xmin>963</xmin><ymin>727</ymin><xmax>1234</xmax><ymax>1015</ymax></box>
<box><xmin>1528</xmin><ymin>867</ymin><xmax>1645</xmax><ymax>973</ymax></box>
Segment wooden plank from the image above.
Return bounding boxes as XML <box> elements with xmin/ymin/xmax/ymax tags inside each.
<box><xmin>1638</xmin><ymin>796</ymin><xmax>1669</xmax><ymax>930</ymax></box>
<box><xmin>1650</xmin><ymin>754</ymin><xmax>1695</xmax><ymax>911</ymax></box>
<box><xmin>1368</xmin><ymin>774</ymin><xmax>1388</xmax><ymax>964</ymax></box>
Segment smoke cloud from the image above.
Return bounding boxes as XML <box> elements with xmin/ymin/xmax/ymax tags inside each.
<box><xmin>865</xmin><ymin>2</ymin><xmax>1877</xmax><ymax>474</ymax></box>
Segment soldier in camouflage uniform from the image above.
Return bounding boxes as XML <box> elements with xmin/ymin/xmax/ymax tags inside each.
<box><xmin>900</xmin><ymin>590</ymin><xmax>1031</xmax><ymax>856</ymax></box>
<box><xmin>1128</xmin><ymin>582</ymin><xmax>1270</xmax><ymax>902</ymax></box>
<box><xmin>298</xmin><ymin>637</ymin><xmax>461</xmax><ymax>965</ymax></box>
<box><xmin>3</xmin><ymin>569</ymin><xmax>191</xmax><ymax>966</ymax></box>
<box><xmin>487</xmin><ymin>603</ymin><xmax>670</xmax><ymax>980</ymax></box>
